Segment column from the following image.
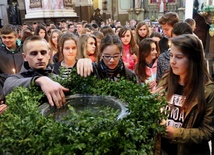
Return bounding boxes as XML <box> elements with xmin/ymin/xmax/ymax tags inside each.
<box><xmin>185</xmin><ymin>0</ymin><xmax>193</xmax><ymax>19</ymax></box>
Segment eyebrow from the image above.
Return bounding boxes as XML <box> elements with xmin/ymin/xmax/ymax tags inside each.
<box><xmin>103</xmin><ymin>53</ymin><xmax>120</xmax><ymax>55</ymax></box>
<box><xmin>29</xmin><ymin>50</ymin><xmax>48</xmax><ymax>53</ymax></box>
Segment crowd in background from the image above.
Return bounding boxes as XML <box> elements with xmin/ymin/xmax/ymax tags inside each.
<box><xmin>0</xmin><ymin>15</ymin><xmax>170</xmax><ymax>92</ymax></box>
<box><xmin>1</xmin><ymin>11</ymin><xmax>214</xmax><ymax>155</ymax></box>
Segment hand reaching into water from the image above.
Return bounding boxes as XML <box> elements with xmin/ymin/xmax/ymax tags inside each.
<box><xmin>35</xmin><ymin>76</ymin><xmax>69</xmax><ymax>109</ymax></box>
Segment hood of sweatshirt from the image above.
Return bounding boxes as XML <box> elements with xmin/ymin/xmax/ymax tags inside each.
<box><xmin>161</xmin><ymin>48</ymin><xmax>170</xmax><ymax>60</ymax></box>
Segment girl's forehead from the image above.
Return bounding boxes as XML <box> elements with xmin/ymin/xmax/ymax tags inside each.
<box><xmin>64</xmin><ymin>39</ymin><xmax>76</xmax><ymax>44</ymax></box>
<box><xmin>170</xmin><ymin>45</ymin><xmax>183</xmax><ymax>54</ymax></box>
<box><xmin>102</xmin><ymin>45</ymin><xmax>121</xmax><ymax>54</ymax></box>
<box><xmin>124</xmin><ymin>30</ymin><xmax>131</xmax><ymax>34</ymax></box>
<box><xmin>140</xmin><ymin>25</ymin><xmax>146</xmax><ymax>28</ymax></box>
<box><xmin>88</xmin><ymin>37</ymin><xmax>95</xmax><ymax>41</ymax></box>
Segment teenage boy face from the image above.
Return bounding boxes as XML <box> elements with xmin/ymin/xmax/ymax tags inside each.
<box><xmin>161</xmin><ymin>23</ymin><xmax>173</xmax><ymax>38</ymax></box>
<box><xmin>23</xmin><ymin>40</ymin><xmax>50</xmax><ymax>70</ymax></box>
<box><xmin>1</xmin><ymin>32</ymin><xmax>18</xmax><ymax>50</ymax></box>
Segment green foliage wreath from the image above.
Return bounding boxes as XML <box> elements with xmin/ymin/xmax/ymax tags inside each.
<box><xmin>0</xmin><ymin>70</ymin><xmax>167</xmax><ymax>155</ymax></box>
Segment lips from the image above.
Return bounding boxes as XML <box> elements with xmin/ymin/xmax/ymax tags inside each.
<box><xmin>171</xmin><ymin>66</ymin><xmax>178</xmax><ymax>70</ymax></box>
<box><xmin>107</xmin><ymin>64</ymin><xmax>117</xmax><ymax>69</ymax></box>
<box><xmin>36</xmin><ymin>62</ymin><xmax>45</xmax><ymax>66</ymax></box>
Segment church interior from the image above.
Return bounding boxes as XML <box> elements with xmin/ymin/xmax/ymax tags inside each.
<box><xmin>0</xmin><ymin>0</ymin><xmax>214</xmax><ymax>74</ymax></box>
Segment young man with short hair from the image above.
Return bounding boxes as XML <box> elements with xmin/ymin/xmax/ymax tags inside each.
<box><xmin>185</xmin><ymin>18</ymin><xmax>196</xmax><ymax>32</ymax></box>
<box><xmin>158</xmin><ymin>12</ymin><xmax>179</xmax><ymax>38</ymax></box>
<box><xmin>156</xmin><ymin>12</ymin><xmax>179</xmax><ymax>82</ymax></box>
<box><xmin>75</xmin><ymin>22</ymin><xmax>83</xmax><ymax>37</ymax></box>
<box><xmin>68</xmin><ymin>23</ymin><xmax>75</xmax><ymax>33</ymax></box>
<box><xmin>3</xmin><ymin>35</ymin><xmax>69</xmax><ymax>108</ymax></box>
<box><xmin>0</xmin><ymin>24</ymin><xmax>24</xmax><ymax>99</ymax></box>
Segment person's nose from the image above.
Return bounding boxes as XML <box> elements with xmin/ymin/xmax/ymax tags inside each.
<box><xmin>37</xmin><ymin>52</ymin><xmax>43</xmax><ymax>60</ymax></box>
<box><xmin>170</xmin><ymin>56</ymin><xmax>176</xmax><ymax>64</ymax></box>
<box><xmin>153</xmin><ymin>49</ymin><xmax>157</xmax><ymax>54</ymax></box>
<box><xmin>109</xmin><ymin>57</ymin><xmax>115</xmax><ymax>62</ymax></box>
<box><xmin>68</xmin><ymin>48</ymin><xmax>74</xmax><ymax>53</ymax></box>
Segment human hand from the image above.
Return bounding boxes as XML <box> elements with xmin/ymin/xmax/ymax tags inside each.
<box><xmin>160</xmin><ymin>119</ymin><xmax>167</xmax><ymax>126</ymax></box>
<box><xmin>35</xmin><ymin>76</ymin><xmax>69</xmax><ymax>108</ymax></box>
<box><xmin>131</xmin><ymin>54</ymin><xmax>137</xmax><ymax>63</ymax></box>
<box><xmin>148</xmin><ymin>80</ymin><xmax>156</xmax><ymax>90</ymax></box>
<box><xmin>0</xmin><ymin>104</ymin><xmax>7</xmax><ymax>114</ymax></box>
<box><xmin>77</xmin><ymin>58</ymin><xmax>93</xmax><ymax>77</ymax></box>
<box><xmin>151</xmin><ymin>86</ymin><xmax>164</xmax><ymax>95</ymax></box>
<box><xmin>165</xmin><ymin>126</ymin><xmax>175</xmax><ymax>139</ymax></box>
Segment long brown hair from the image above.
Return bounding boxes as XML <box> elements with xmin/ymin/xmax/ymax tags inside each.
<box><xmin>57</xmin><ymin>32</ymin><xmax>78</xmax><ymax>62</ymax></box>
<box><xmin>166</xmin><ymin>34</ymin><xmax>210</xmax><ymax>111</ymax></box>
<box><xmin>135</xmin><ymin>38</ymin><xmax>159</xmax><ymax>82</ymax></box>
<box><xmin>135</xmin><ymin>21</ymin><xmax>149</xmax><ymax>46</ymax></box>
<box><xmin>77</xmin><ymin>34</ymin><xmax>98</xmax><ymax>61</ymax></box>
<box><xmin>34</xmin><ymin>25</ymin><xmax>49</xmax><ymax>42</ymax></box>
<box><xmin>118</xmin><ymin>26</ymin><xmax>139</xmax><ymax>56</ymax></box>
<box><xmin>49</xmin><ymin>29</ymin><xmax>62</xmax><ymax>52</ymax></box>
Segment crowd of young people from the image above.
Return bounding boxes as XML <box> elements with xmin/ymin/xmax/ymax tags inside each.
<box><xmin>0</xmin><ymin>12</ymin><xmax>214</xmax><ymax>155</ymax></box>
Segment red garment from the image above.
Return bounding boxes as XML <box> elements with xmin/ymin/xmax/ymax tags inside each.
<box><xmin>89</xmin><ymin>54</ymin><xmax>96</xmax><ymax>62</ymax></box>
<box><xmin>122</xmin><ymin>44</ymin><xmax>137</xmax><ymax>70</ymax></box>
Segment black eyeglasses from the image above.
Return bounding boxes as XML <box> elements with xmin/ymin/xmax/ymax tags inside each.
<box><xmin>102</xmin><ymin>54</ymin><xmax>121</xmax><ymax>60</ymax></box>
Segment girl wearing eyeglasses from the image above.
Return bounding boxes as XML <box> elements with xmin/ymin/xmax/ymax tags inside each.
<box><xmin>77</xmin><ymin>35</ymin><xmax>136</xmax><ymax>82</ymax></box>
<box><xmin>92</xmin><ymin>34</ymin><xmax>136</xmax><ymax>82</ymax></box>
<box><xmin>135</xmin><ymin>38</ymin><xmax>159</xmax><ymax>91</ymax></box>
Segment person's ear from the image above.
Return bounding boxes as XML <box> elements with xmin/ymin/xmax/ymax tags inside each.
<box><xmin>48</xmin><ymin>53</ymin><xmax>51</xmax><ymax>60</ymax></box>
<box><xmin>47</xmin><ymin>49</ymin><xmax>51</xmax><ymax>60</ymax></box>
<box><xmin>22</xmin><ymin>53</ymin><xmax>27</xmax><ymax>61</ymax></box>
<box><xmin>14</xmin><ymin>33</ymin><xmax>18</xmax><ymax>39</ymax></box>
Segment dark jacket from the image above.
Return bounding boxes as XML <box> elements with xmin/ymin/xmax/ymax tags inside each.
<box><xmin>156</xmin><ymin>49</ymin><xmax>170</xmax><ymax>82</ymax></box>
<box><xmin>0</xmin><ymin>41</ymin><xmax>23</xmax><ymax>75</ymax></box>
<box><xmin>3</xmin><ymin>62</ymin><xmax>52</xmax><ymax>96</ymax></box>
<box><xmin>0</xmin><ymin>41</ymin><xmax>23</xmax><ymax>96</ymax></box>
<box><xmin>92</xmin><ymin>59</ymin><xmax>136</xmax><ymax>82</ymax></box>
<box><xmin>154</xmin><ymin>75</ymin><xmax>214</xmax><ymax>155</ymax></box>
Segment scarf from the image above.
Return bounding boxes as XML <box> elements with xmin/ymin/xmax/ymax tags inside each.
<box><xmin>97</xmin><ymin>59</ymin><xmax>125</xmax><ymax>81</ymax></box>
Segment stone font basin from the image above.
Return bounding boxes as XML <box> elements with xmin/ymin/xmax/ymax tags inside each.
<box><xmin>38</xmin><ymin>94</ymin><xmax>128</xmax><ymax>121</ymax></box>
